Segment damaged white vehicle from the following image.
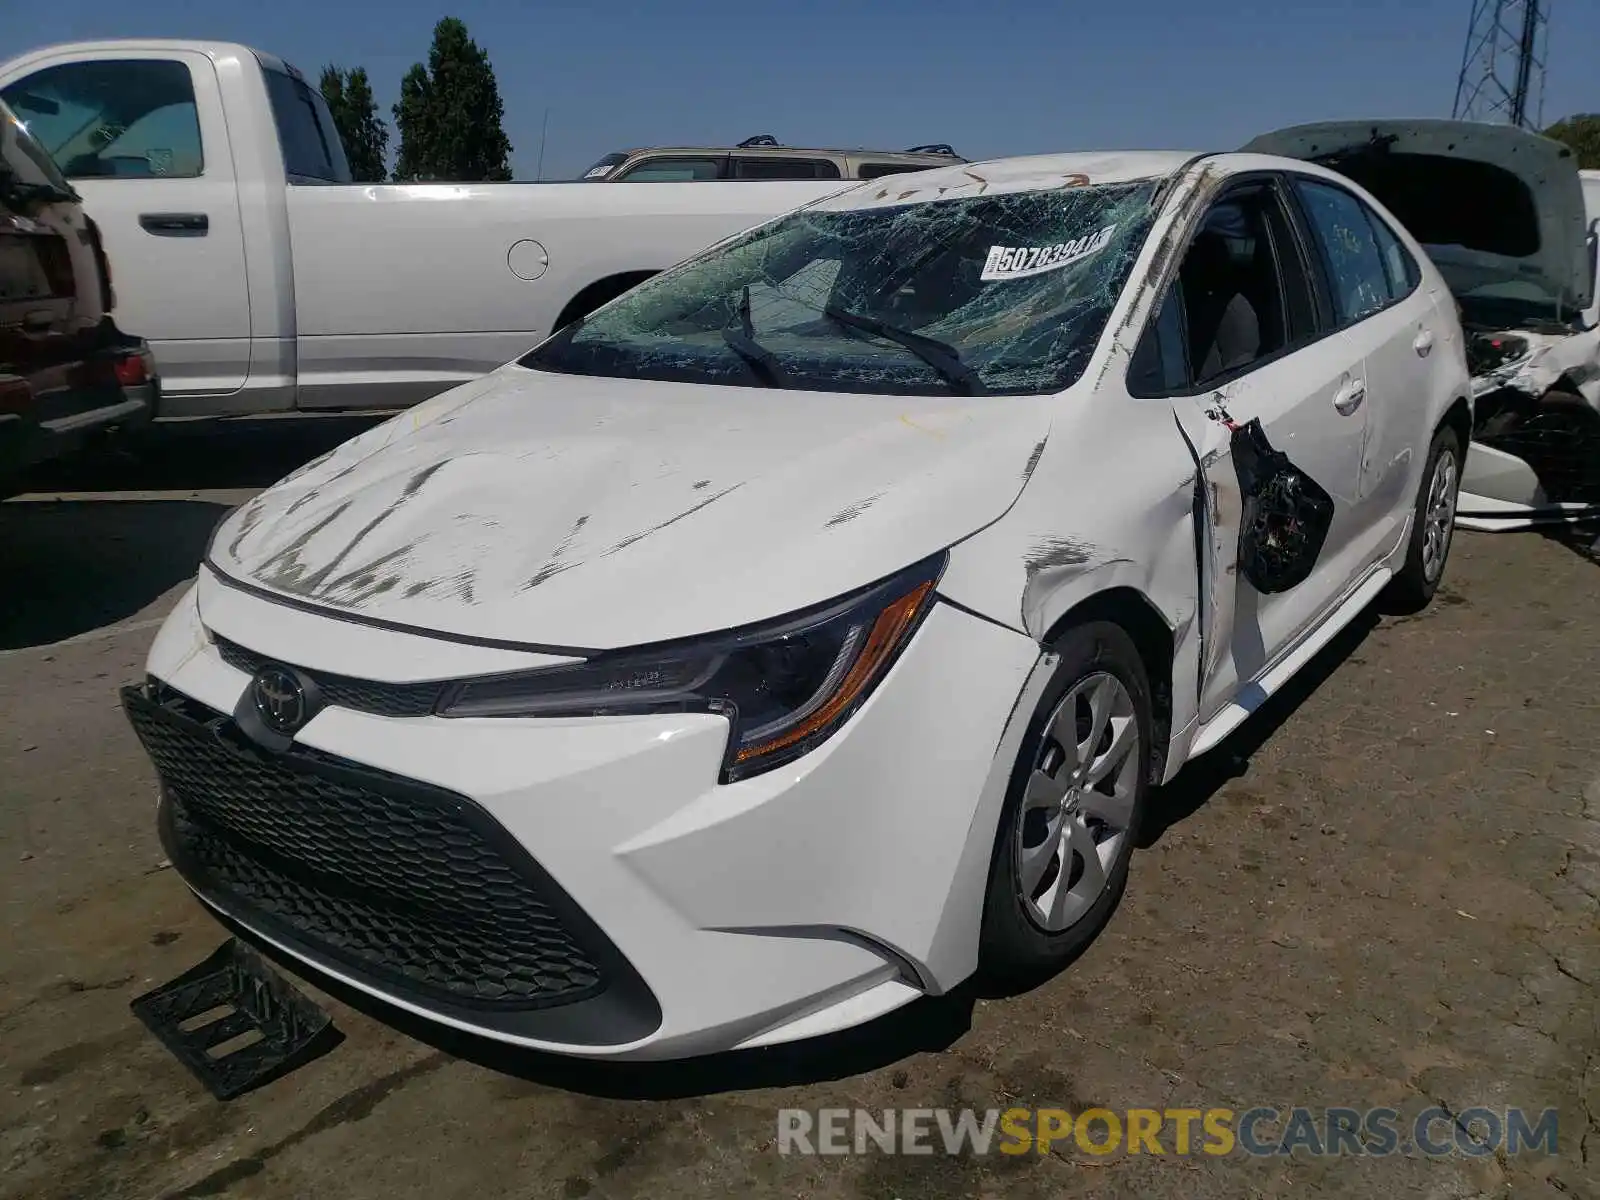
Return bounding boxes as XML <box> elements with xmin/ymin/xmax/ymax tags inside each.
<box><xmin>124</xmin><ymin>148</ymin><xmax>1471</xmax><ymax>1060</ymax></box>
<box><xmin>1246</xmin><ymin>122</ymin><xmax>1600</xmax><ymax>531</ymax></box>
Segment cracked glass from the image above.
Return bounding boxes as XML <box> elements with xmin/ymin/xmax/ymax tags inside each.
<box><xmin>522</xmin><ymin>182</ymin><xmax>1158</xmax><ymax>396</ymax></box>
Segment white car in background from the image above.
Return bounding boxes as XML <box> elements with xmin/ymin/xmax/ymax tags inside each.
<box><xmin>124</xmin><ymin>148</ymin><xmax>1471</xmax><ymax>1060</ymax></box>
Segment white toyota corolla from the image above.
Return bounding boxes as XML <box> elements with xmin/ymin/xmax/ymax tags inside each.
<box><xmin>126</xmin><ymin>149</ymin><xmax>1471</xmax><ymax>1061</ymax></box>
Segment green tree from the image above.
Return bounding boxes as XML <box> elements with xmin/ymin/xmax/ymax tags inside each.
<box><xmin>392</xmin><ymin>17</ymin><xmax>513</xmax><ymax>182</ymax></box>
<box><xmin>319</xmin><ymin>65</ymin><xmax>389</xmax><ymax>182</ymax></box>
<box><xmin>1543</xmin><ymin>113</ymin><xmax>1600</xmax><ymax>170</ymax></box>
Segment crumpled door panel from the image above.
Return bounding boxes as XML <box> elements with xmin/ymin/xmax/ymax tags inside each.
<box><xmin>1229</xmin><ymin>417</ymin><xmax>1336</xmax><ymax>594</ymax></box>
<box><xmin>1171</xmin><ymin>394</ymin><xmax>1342</xmax><ymax>718</ymax></box>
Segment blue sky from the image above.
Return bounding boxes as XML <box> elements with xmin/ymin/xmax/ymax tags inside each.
<box><xmin>16</xmin><ymin>0</ymin><xmax>1599</xmax><ymax>180</ymax></box>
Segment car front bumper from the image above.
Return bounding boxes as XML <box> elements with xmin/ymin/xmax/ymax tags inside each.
<box><xmin>128</xmin><ymin>570</ymin><xmax>1042</xmax><ymax>1060</ymax></box>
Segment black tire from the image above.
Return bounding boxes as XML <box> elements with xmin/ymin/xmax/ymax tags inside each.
<box><xmin>978</xmin><ymin>620</ymin><xmax>1153</xmax><ymax>987</ymax></box>
<box><xmin>1385</xmin><ymin>424</ymin><xmax>1464</xmax><ymax>612</ymax></box>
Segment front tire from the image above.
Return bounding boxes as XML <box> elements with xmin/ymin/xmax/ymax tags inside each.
<box><xmin>978</xmin><ymin>621</ymin><xmax>1153</xmax><ymax>986</ymax></box>
<box><xmin>1387</xmin><ymin>424</ymin><xmax>1464</xmax><ymax>611</ymax></box>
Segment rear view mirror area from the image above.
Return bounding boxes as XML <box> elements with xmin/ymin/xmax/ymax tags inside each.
<box><xmin>1231</xmin><ymin>418</ymin><xmax>1336</xmax><ymax>594</ymax></box>
<box><xmin>11</xmin><ymin>92</ymin><xmax>58</xmax><ymax>116</ymax></box>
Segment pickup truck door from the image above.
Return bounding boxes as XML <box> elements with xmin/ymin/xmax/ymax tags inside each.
<box><xmin>1</xmin><ymin>50</ymin><xmax>253</xmax><ymax>401</ymax></box>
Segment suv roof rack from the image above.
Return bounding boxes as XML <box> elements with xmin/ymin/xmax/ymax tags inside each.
<box><xmin>905</xmin><ymin>143</ymin><xmax>957</xmax><ymax>156</ymax></box>
<box><xmin>738</xmin><ymin>134</ymin><xmax>781</xmax><ymax>148</ymax></box>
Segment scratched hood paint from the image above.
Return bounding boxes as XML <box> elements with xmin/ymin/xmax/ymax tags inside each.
<box><xmin>209</xmin><ymin>366</ymin><xmax>1053</xmax><ymax>649</ymax></box>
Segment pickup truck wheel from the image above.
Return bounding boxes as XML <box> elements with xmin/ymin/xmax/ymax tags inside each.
<box><xmin>1386</xmin><ymin>424</ymin><xmax>1463</xmax><ymax>612</ymax></box>
<box><xmin>978</xmin><ymin>621</ymin><xmax>1151</xmax><ymax>988</ymax></box>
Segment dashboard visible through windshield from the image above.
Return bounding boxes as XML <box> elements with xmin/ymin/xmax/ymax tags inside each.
<box><xmin>521</xmin><ymin>182</ymin><xmax>1158</xmax><ymax>397</ymax></box>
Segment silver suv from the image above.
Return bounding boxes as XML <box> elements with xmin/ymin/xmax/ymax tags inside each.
<box><xmin>580</xmin><ymin>135</ymin><xmax>964</xmax><ymax>182</ymax></box>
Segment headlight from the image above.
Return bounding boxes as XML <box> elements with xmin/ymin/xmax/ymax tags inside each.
<box><xmin>437</xmin><ymin>553</ymin><xmax>947</xmax><ymax>782</ymax></box>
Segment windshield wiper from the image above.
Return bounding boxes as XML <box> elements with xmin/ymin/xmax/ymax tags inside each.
<box><xmin>821</xmin><ymin>303</ymin><xmax>985</xmax><ymax>395</ymax></box>
<box><xmin>721</xmin><ymin>285</ymin><xmax>788</xmax><ymax>388</ymax></box>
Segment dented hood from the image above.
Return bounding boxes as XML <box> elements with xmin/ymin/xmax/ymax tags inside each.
<box><xmin>209</xmin><ymin>367</ymin><xmax>1052</xmax><ymax>650</ymax></box>
<box><xmin>1243</xmin><ymin>120</ymin><xmax>1593</xmax><ymax>311</ymax></box>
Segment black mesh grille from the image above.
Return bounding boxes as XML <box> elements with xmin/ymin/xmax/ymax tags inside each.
<box><xmin>1477</xmin><ymin>409</ymin><xmax>1600</xmax><ymax>506</ymax></box>
<box><xmin>124</xmin><ymin>686</ymin><xmax>606</xmax><ymax>1010</ymax></box>
<box><xmin>213</xmin><ymin>635</ymin><xmax>444</xmax><ymax>718</ymax></box>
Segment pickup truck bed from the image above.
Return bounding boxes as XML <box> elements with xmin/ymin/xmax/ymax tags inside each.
<box><xmin>0</xmin><ymin>41</ymin><xmax>846</xmax><ymax>417</ymax></box>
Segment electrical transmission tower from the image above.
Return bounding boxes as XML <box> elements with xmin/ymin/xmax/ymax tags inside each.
<box><xmin>1452</xmin><ymin>0</ymin><xmax>1551</xmax><ymax>129</ymax></box>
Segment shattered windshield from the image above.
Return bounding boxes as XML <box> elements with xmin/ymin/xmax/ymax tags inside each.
<box><xmin>521</xmin><ymin>182</ymin><xmax>1157</xmax><ymax>396</ymax></box>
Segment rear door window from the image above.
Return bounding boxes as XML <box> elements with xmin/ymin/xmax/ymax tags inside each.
<box><xmin>1367</xmin><ymin>209</ymin><xmax>1422</xmax><ymax>300</ymax></box>
<box><xmin>731</xmin><ymin>157</ymin><xmax>842</xmax><ymax>180</ymax></box>
<box><xmin>1292</xmin><ymin>179</ymin><xmax>1394</xmax><ymax>325</ymax></box>
<box><xmin>262</xmin><ymin>66</ymin><xmax>352</xmax><ymax>183</ymax></box>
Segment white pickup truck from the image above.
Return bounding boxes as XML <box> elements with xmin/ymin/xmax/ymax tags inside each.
<box><xmin>0</xmin><ymin>41</ymin><xmax>846</xmax><ymax>417</ymax></box>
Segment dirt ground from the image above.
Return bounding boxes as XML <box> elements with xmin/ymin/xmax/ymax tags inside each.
<box><xmin>2</xmin><ymin>419</ymin><xmax>1597</xmax><ymax>1200</ymax></box>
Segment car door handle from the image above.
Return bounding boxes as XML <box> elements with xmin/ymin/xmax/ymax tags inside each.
<box><xmin>139</xmin><ymin>212</ymin><xmax>208</xmax><ymax>236</ymax></box>
<box><xmin>1413</xmin><ymin>329</ymin><xmax>1435</xmax><ymax>357</ymax></box>
<box><xmin>1333</xmin><ymin>378</ymin><xmax>1366</xmax><ymax>416</ymax></box>
<box><xmin>21</xmin><ymin>309</ymin><xmax>54</xmax><ymax>333</ymax></box>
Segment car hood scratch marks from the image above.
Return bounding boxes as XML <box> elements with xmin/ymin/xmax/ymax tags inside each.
<box><xmin>249</xmin><ymin>500</ymin><xmax>355</xmax><ymax>593</ymax></box>
<box><xmin>602</xmin><ymin>483</ymin><xmax>744</xmax><ymax>557</ymax></box>
<box><xmin>208</xmin><ymin>369</ymin><xmax>1056</xmax><ymax>647</ymax></box>
<box><xmin>522</xmin><ymin>514</ymin><xmax>591</xmax><ymax>591</ymax></box>
<box><xmin>290</xmin><ymin>460</ymin><xmax>450</xmax><ymax>597</ymax></box>
<box><xmin>825</xmin><ymin>493</ymin><xmax>883</xmax><ymax>528</ymax></box>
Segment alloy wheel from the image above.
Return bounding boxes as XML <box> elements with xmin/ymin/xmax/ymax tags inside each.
<box><xmin>1422</xmin><ymin>449</ymin><xmax>1459</xmax><ymax>584</ymax></box>
<box><xmin>1014</xmin><ymin>672</ymin><xmax>1142</xmax><ymax>933</ymax></box>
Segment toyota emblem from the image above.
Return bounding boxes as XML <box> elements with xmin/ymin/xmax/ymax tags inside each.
<box><xmin>251</xmin><ymin>666</ymin><xmax>308</xmax><ymax>735</ymax></box>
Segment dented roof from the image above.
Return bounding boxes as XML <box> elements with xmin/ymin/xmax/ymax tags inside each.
<box><xmin>816</xmin><ymin>151</ymin><xmax>1204</xmax><ymax>210</ymax></box>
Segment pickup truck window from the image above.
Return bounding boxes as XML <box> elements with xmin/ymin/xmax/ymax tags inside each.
<box><xmin>615</xmin><ymin>157</ymin><xmax>723</xmax><ymax>182</ymax></box>
<box><xmin>1</xmin><ymin>60</ymin><xmax>203</xmax><ymax>179</ymax></box>
<box><xmin>731</xmin><ymin>157</ymin><xmax>843</xmax><ymax>181</ymax></box>
<box><xmin>522</xmin><ymin>182</ymin><xmax>1158</xmax><ymax>396</ymax></box>
<box><xmin>263</xmin><ymin>68</ymin><xmax>352</xmax><ymax>184</ymax></box>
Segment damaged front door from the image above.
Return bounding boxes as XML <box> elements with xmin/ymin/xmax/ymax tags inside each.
<box><xmin>1149</xmin><ymin>177</ymin><xmax>1373</xmax><ymax>724</ymax></box>
<box><xmin>1175</xmin><ymin>368</ymin><xmax>1366</xmax><ymax>723</ymax></box>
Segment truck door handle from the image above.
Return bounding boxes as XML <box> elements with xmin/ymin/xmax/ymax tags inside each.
<box><xmin>1333</xmin><ymin>378</ymin><xmax>1366</xmax><ymax>416</ymax></box>
<box><xmin>1413</xmin><ymin>328</ymin><xmax>1434</xmax><ymax>357</ymax></box>
<box><xmin>139</xmin><ymin>212</ymin><xmax>208</xmax><ymax>236</ymax></box>
<box><xmin>22</xmin><ymin>309</ymin><xmax>53</xmax><ymax>332</ymax></box>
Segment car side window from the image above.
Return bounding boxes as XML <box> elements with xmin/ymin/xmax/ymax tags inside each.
<box><xmin>2</xmin><ymin>59</ymin><xmax>204</xmax><ymax>179</ymax></box>
<box><xmin>1366</xmin><ymin>208</ymin><xmax>1421</xmax><ymax>301</ymax></box>
<box><xmin>857</xmin><ymin>162</ymin><xmax>939</xmax><ymax>180</ymax></box>
<box><xmin>1129</xmin><ymin>181</ymin><xmax>1319</xmax><ymax>396</ymax></box>
<box><xmin>1185</xmin><ymin>185</ymin><xmax>1315</xmax><ymax>388</ymax></box>
<box><xmin>1128</xmin><ymin>284</ymin><xmax>1191</xmax><ymax>395</ymax></box>
<box><xmin>1293</xmin><ymin>179</ymin><xmax>1393</xmax><ymax>324</ymax></box>
<box><xmin>732</xmin><ymin>157</ymin><xmax>842</xmax><ymax>180</ymax></box>
<box><xmin>615</xmin><ymin>157</ymin><xmax>723</xmax><ymax>182</ymax></box>
<box><xmin>262</xmin><ymin>67</ymin><xmax>351</xmax><ymax>184</ymax></box>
